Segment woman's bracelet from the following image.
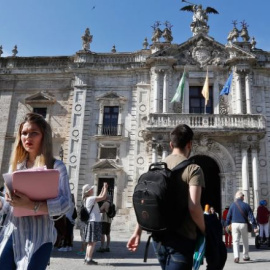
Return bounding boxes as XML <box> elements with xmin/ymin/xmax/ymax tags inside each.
<box><xmin>33</xmin><ymin>202</ymin><xmax>41</xmax><ymax>213</ymax></box>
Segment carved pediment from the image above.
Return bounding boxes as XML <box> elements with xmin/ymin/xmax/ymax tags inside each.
<box><xmin>25</xmin><ymin>91</ymin><xmax>56</xmax><ymax>105</ymax></box>
<box><xmin>148</xmin><ymin>34</ymin><xmax>229</xmax><ymax>67</ymax></box>
<box><xmin>92</xmin><ymin>159</ymin><xmax>122</xmax><ymax>171</ymax></box>
<box><xmin>225</xmin><ymin>43</ymin><xmax>257</xmax><ymax>65</ymax></box>
<box><xmin>96</xmin><ymin>91</ymin><xmax>127</xmax><ymax>102</ymax></box>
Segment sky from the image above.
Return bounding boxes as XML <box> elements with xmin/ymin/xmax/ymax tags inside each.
<box><xmin>0</xmin><ymin>0</ymin><xmax>269</xmax><ymax>57</ymax></box>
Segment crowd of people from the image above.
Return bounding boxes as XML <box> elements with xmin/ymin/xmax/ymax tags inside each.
<box><xmin>0</xmin><ymin>116</ymin><xmax>270</xmax><ymax>270</ymax></box>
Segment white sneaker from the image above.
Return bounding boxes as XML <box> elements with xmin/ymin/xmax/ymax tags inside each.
<box><xmin>67</xmin><ymin>246</ymin><xmax>73</xmax><ymax>251</ymax></box>
<box><xmin>58</xmin><ymin>247</ymin><xmax>68</xmax><ymax>252</ymax></box>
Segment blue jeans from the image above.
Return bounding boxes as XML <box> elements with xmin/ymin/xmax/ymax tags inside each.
<box><xmin>152</xmin><ymin>238</ymin><xmax>195</xmax><ymax>270</ymax></box>
<box><xmin>0</xmin><ymin>235</ymin><xmax>52</xmax><ymax>270</ymax></box>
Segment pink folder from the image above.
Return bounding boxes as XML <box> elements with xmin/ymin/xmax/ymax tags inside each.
<box><xmin>12</xmin><ymin>169</ymin><xmax>59</xmax><ymax>217</ymax></box>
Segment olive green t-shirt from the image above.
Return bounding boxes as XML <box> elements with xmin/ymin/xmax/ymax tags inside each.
<box><xmin>164</xmin><ymin>154</ymin><xmax>205</xmax><ymax>240</ymax></box>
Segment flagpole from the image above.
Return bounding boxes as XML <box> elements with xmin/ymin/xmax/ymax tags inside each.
<box><xmin>181</xmin><ymin>67</ymin><xmax>186</xmax><ymax>113</ymax></box>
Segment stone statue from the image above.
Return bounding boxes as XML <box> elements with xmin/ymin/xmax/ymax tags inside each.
<box><xmin>142</xmin><ymin>38</ymin><xmax>149</xmax><ymax>49</ymax></box>
<box><xmin>81</xmin><ymin>28</ymin><xmax>93</xmax><ymax>51</ymax></box>
<box><xmin>111</xmin><ymin>45</ymin><xmax>116</xmax><ymax>53</ymax></box>
<box><xmin>151</xmin><ymin>21</ymin><xmax>163</xmax><ymax>43</ymax></box>
<box><xmin>180</xmin><ymin>1</ymin><xmax>218</xmax><ymax>36</ymax></box>
<box><xmin>0</xmin><ymin>45</ymin><xmax>3</xmax><ymax>57</ymax></box>
<box><xmin>251</xmin><ymin>37</ymin><xmax>256</xmax><ymax>50</ymax></box>
<box><xmin>162</xmin><ymin>21</ymin><xmax>173</xmax><ymax>43</ymax></box>
<box><xmin>240</xmin><ymin>21</ymin><xmax>250</xmax><ymax>42</ymax></box>
<box><xmin>227</xmin><ymin>21</ymin><xmax>239</xmax><ymax>42</ymax></box>
<box><xmin>12</xmin><ymin>45</ymin><xmax>18</xmax><ymax>57</ymax></box>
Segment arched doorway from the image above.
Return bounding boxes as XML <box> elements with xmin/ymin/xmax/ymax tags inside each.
<box><xmin>192</xmin><ymin>155</ymin><xmax>221</xmax><ymax>216</ymax></box>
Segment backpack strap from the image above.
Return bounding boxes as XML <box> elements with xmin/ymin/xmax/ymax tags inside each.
<box><xmin>235</xmin><ymin>201</ymin><xmax>249</xmax><ymax>223</ymax></box>
<box><xmin>83</xmin><ymin>199</ymin><xmax>95</xmax><ymax>215</ymax></box>
<box><xmin>171</xmin><ymin>159</ymin><xmax>193</xmax><ymax>172</ymax></box>
<box><xmin>105</xmin><ymin>200</ymin><xmax>111</xmax><ymax>213</ymax></box>
<box><xmin>144</xmin><ymin>234</ymin><xmax>152</xmax><ymax>262</ymax></box>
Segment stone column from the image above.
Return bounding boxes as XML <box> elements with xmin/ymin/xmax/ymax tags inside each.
<box><xmin>152</xmin><ymin>143</ymin><xmax>157</xmax><ymax>163</ymax></box>
<box><xmin>241</xmin><ymin>143</ymin><xmax>250</xmax><ymax>202</ymax></box>
<box><xmin>117</xmin><ymin>105</ymin><xmax>123</xmax><ymax>135</ymax></box>
<box><xmin>213</xmin><ymin>77</ymin><xmax>219</xmax><ymax>114</ymax></box>
<box><xmin>163</xmin><ymin>72</ymin><xmax>168</xmax><ymax>113</ymax></box>
<box><xmin>153</xmin><ymin>70</ymin><xmax>160</xmax><ymax>113</ymax></box>
<box><xmin>67</xmin><ymin>74</ymin><xmax>88</xmax><ymax>203</ymax></box>
<box><xmin>98</xmin><ymin>103</ymin><xmax>104</xmax><ymax>135</ymax></box>
<box><xmin>245</xmin><ymin>73</ymin><xmax>252</xmax><ymax>114</ymax></box>
<box><xmin>162</xmin><ymin>144</ymin><xmax>169</xmax><ymax>160</ymax></box>
<box><xmin>235</xmin><ymin>72</ymin><xmax>242</xmax><ymax>114</ymax></box>
<box><xmin>251</xmin><ymin>144</ymin><xmax>259</xmax><ymax>210</ymax></box>
<box><xmin>0</xmin><ymin>91</ymin><xmax>13</xmax><ymax>176</ymax></box>
<box><xmin>183</xmin><ymin>79</ymin><xmax>189</xmax><ymax>114</ymax></box>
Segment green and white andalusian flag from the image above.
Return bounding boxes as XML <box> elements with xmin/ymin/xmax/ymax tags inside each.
<box><xmin>171</xmin><ymin>71</ymin><xmax>186</xmax><ymax>103</ymax></box>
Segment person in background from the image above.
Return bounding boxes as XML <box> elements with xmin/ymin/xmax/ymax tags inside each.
<box><xmin>210</xmin><ymin>206</ymin><xmax>219</xmax><ymax>219</ymax></box>
<box><xmin>54</xmin><ymin>215</ymin><xmax>67</xmax><ymax>250</ymax></box>
<box><xmin>222</xmin><ymin>206</ymin><xmax>232</xmax><ymax>249</ymax></box>
<box><xmin>83</xmin><ymin>182</ymin><xmax>108</xmax><ymax>265</ymax></box>
<box><xmin>0</xmin><ymin>112</ymin><xmax>71</xmax><ymax>270</ymax></box>
<box><xmin>226</xmin><ymin>191</ymin><xmax>258</xmax><ymax>264</ymax></box>
<box><xmin>0</xmin><ymin>195</ymin><xmax>10</xmax><ymax>233</ymax></box>
<box><xmin>204</xmin><ymin>207</ymin><xmax>227</xmax><ymax>269</ymax></box>
<box><xmin>96</xmin><ymin>195</ymin><xmax>112</xmax><ymax>253</ymax></box>
<box><xmin>256</xmin><ymin>200</ymin><xmax>270</xmax><ymax>244</ymax></box>
<box><xmin>77</xmin><ymin>190</ymin><xmax>87</xmax><ymax>256</ymax></box>
<box><xmin>59</xmin><ymin>194</ymin><xmax>77</xmax><ymax>252</ymax></box>
<box><xmin>204</xmin><ymin>204</ymin><xmax>210</xmax><ymax>215</ymax></box>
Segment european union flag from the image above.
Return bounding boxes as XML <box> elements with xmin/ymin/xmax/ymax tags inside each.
<box><xmin>220</xmin><ymin>73</ymin><xmax>233</xmax><ymax>96</ymax></box>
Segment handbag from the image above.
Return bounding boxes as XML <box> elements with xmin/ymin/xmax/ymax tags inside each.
<box><xmin>235</xmin><ymin>201</ymin><xmax>253</xmax><ymax>233</ymax></box>
<box><xmin>247</xmin><ymin>223</ymin><xmax>252</xmax><ymax>233</ymax></box>
<box><xmin>72</xmin><ymin>207</ymin><xmax>78</xmax><ymax>220</ymax></box>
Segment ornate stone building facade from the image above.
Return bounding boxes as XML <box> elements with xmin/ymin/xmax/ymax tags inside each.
<box><xmin>0</xmin><ymin>10</ymin><xmax>269</xmax><ymax>224</ymax></box>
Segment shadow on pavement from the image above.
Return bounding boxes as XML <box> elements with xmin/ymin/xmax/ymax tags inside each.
<box><xmin>51</xmin><ymin>240</ymin><xmax>157</xmax><ymax>260</ymax></box>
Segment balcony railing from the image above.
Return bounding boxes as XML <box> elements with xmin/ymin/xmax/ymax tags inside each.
<box><xmin>146</xmin><ymin>114</ymin><xmax>266</xmax><ymax>133</ymax></box>
<box><xmin>96</xmin><ymin>124</ymin><xmax>123</xmax><ymax>136</ymax></box>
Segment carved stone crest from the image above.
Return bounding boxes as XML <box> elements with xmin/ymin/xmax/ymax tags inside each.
<box><xmin>192</xmin><ymin>40</ymin><xmax>211</xmax><ymax>66</ymax></box>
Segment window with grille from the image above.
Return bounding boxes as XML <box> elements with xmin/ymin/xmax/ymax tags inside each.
<box><xmin>102</xmin><ymin>106</ymin><xmax>119</xmax><ymax>135</ymax></box>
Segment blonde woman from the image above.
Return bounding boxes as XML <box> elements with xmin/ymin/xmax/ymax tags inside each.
<box><xmin>0</xmin><ymin>113</ymin><xmax>71</xmax><ymax>270</ymax></box>
<box><xmin>82</xmin><ymin>183</ymin><xmax>108</xmax><ymax>265</ymax></box>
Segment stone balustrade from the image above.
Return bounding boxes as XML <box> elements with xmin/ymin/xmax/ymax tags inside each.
<box><xmin>147</xmin><ymin>113</ymin><xmax>266</xmax><ymax>134</ymax></box>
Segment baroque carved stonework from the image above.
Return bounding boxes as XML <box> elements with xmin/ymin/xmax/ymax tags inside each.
<box><xmin>176</xmin><ymin>38</ymin><xmax>228</xmax><ymax>67</ymax></box>
<box><xmin>193</xmin><ymin>138</ymin><xmax>234</xmax><ymax>173</ymax></box>
<box><xmin>192</xmin><ymin>40</ymin><xmax>212</xmax><ymax>67</ymax></box>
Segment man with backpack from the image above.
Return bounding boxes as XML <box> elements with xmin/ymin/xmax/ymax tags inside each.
<box><xmin>127</xmin><ymin>124</ymin><xmax>205</xmax><ymax>270</ymax></box>
<box><xmin>96</xmin><ymin>195</ymin><xmax>113</xmax><ymax>252</ymax></box>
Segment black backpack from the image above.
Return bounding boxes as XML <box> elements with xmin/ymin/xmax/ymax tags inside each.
<box><xmin>107</xmin><ymin>201</ymin><xmax>116</xmax><ymax>218</ymax></box>
<box><xmin>132</xmin><ymin>159</ymin><xmax>192</xmax><ymax>261</ymax></box>
<box><xmin>79</xmin><ymin>201</ymin><xmax>94</xmax><ymax>223</ymax></box>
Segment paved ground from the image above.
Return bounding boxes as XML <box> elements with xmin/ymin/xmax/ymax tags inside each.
<box><xmin>48</xmin><ymin>228</ymin><xmax>270</xmax><ymax>270</ymax></box>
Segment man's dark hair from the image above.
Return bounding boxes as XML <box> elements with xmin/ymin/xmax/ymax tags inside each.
<box><xmin>170</xmin><ymin>124</ymin><xmax>194</xmax><ymax>150</ymax></box>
